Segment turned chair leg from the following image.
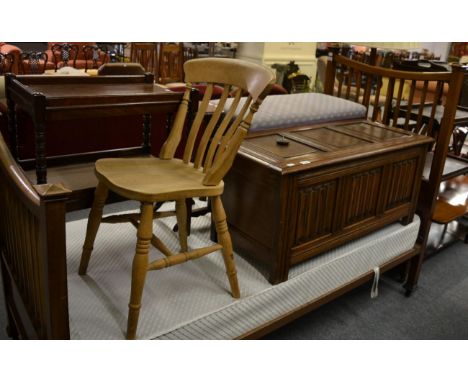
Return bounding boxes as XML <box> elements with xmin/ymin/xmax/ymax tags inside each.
<box><xmin>79</xmin><ymin>182</ymin><xmax>109</xmax><ymax>275</ymax></box>
<box><xmin>127</xmin><ymin>202</ymin><xmax>153</xmax><ymax>340</ymax></box>
<box><xmin>175</xmin><ymin>199</ymin><xmax>188</xmax><ymax>252</ymax></box>
<box><xmin>211</xmin><ymin>195</ymin><xmax>240</xmax><ymax>298</ymax></box>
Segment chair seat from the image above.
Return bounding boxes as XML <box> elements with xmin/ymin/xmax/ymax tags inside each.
<box><xmin>96</xmin><ymin>157</ymin><xmax>224</xmax><ymax>202</ymax></box>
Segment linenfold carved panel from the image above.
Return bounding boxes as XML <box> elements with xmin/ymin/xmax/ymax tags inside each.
<box><xmin>295</xmin><ymin>180</ymin><xmax>337</xmax><ymax>244</ymax></box>
<box><xmin>386</xmin><ymin>158</ymin><xmax>418</xmax><ymax>209</ymax></box>
<box><xmin>342</xmin><ymin>167</ymin><xmax>383</xmax><ymax>226</ymax></box>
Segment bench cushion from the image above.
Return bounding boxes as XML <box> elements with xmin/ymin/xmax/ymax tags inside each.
<box><xmin>220</xmin><ymin>93</ymin><xmax>367</xmax><ymax>132</ymax></box>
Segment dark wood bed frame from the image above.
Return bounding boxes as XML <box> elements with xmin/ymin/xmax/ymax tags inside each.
<box><xmin>0</xmin><ymin>60</ymin><xmax>466</xmax><ymax>339</ymax></box>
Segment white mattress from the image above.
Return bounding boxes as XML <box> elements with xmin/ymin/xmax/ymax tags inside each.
<box><xmin>66</xmin><ymin>201</ymin><xmax>420</xmax><ymax>340</ymax></box>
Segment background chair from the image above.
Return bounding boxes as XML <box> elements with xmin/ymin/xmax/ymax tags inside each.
<box><xmin>0</xmin><ymin>42</ymin><xmax>21</xmax><ymax>74</ymax></box>
<box><xmin>78</xmin><ymin>57</ymin><xmax>274</xmax><ymax>339</ymax></box>
<box><xmin>19</xmin><ymin>51</ymin><xmax>48</xmax><ymax>74</ymax></box>
<box><xmin>50</xmin><ymin>43</ymin><xmax>79</xmax><ymax>70</ymax></box>
<box><xmin>158</xmin><ymin>42</ymin><xmax>184</xmax><ymax>84</ymax></box>
<box><xmin>0</xmin><ymin>52</ymin><xmax>14</xmax><ymax>74</ymax></box>
<box><xmin>46</xmin><ymin>42</ymin><xmax>101</xmax><ymax>71</ymax></box>
<box><xmin>129</xmin><ymin>43</ymin><xmax>158</xmax><ymax>75</ymax></box>
<box><xmin>82</xmin><ymin>44</ymin><xmax>110</xmax><ymax>72</ymax></box>
<box><xmin>183</xmin><ymin>45</ymin><xmax>198</xmax><ymax>62</ymax></box>
<box><xmin>324</xmin><ymin>53</ymin><xmax>468</xmax><ymax>293</ymax></box>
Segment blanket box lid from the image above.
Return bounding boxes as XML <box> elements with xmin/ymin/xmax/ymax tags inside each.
<box><xmin>239</xmin><ymin>121</ymin><xmax>434</xmax><ymax>173</ymax></box>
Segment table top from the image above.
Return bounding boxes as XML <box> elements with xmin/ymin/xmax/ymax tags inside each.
<box><xmin>32</xmin><ymin>83</ymin><xmax>177</xmax><ymax>106</ymax></box>
<box><xmin>6</xmin><ymin>74</ymin><xmax>182</xmax><ymax>120</ymax></box>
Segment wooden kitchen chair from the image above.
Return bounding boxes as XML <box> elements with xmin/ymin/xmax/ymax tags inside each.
<box><xmin>79</xmin><ymin>57</ymin><xmax>274</xmax><ymax>339</ymax></box>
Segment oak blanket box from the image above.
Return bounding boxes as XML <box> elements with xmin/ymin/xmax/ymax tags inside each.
<box><xmin>223</xmin><ymin>120</ymin><xmax>433</xmax><ymax>284</ymax></box>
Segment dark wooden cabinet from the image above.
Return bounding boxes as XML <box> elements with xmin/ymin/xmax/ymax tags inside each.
<box><xmin>223</xmin><ymin>121</ymin><xmax>433</xmax><ymax>284</ymax></box>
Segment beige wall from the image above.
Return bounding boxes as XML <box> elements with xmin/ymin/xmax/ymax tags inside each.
<box><xmin>236</xmin><ymin>42</ymin><xmax>318</xmax><ymax>89</ymax></box>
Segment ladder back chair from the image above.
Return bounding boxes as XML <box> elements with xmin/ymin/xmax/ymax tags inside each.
<box><xmin>158</xmin><ymin>42</ymin><xmax>185</xmax><ymax>84</ymax></box>
<box><xmin>129</xmin><ymin>43</ymin><xmax>158</xmax><ymax>75</ymax></box>
<box><xmin>324</xmin><ymin>53</ymin><xmax>467</xmax><ymax>292</ymax></box>
<box><xmin>79</xmin><ymin>57</ymin><xmax>274</xmax><ymax>339</ymax></box>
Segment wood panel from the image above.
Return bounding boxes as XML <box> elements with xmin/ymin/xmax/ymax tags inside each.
<box><xmin>342</xmin><ymin>167</ymin><xmax>383</xmax><ymax>226</ymax></box>
<box><xmin>294</xmin><ymin>180</ymin><xmax>337</xmax><ymax>245</ymax></box>
<box><xmin>386</xmin><ymin>158</ymin><xmax>419</xmax><ymax>209</ymax></box>
<box><xmin>0</xmin><ymin>134</ymin><xmax>70</xmax><ymax>339</ymax></box>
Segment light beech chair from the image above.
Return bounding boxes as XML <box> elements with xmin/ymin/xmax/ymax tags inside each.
<box><xmin>79</xmin><ymin>57</ymin><xmax>274</xmax><ymax>339</ymax></box>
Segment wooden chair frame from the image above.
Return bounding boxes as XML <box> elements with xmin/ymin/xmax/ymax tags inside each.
<box><xmin>19</xmin><ymin>51</ymin><xmax>49</xmax><ymax>74</ymax></box>
<box><xmin>158</xmin><ymin>42</ymin><xmax>185</xmax><ymax>84</ymax></box>
<box><xmin>324</xmin><ymin>53</ymin><xmax>467</xmax><ymax>290</ymax></box>
<box><xmin>129</xmin><ymin>42</ymin><xmax>158</xmax><ymax>76</ymax></box>
<box><xmin>0</xmin><ymin>52</ymin><xmax>14</xmax><ymax>74</ymax></box>
<box><xmin>51</xmin><ymin>43</ymin><xmax>79</xmax><ymax>71</ymax></box>
<box><xmin>78</xmin><ymin>58</ymin><xmax>274</xmax><ymax>339</ymax></box>
<box><xmin>3</xmin><ymin>57</ymin><xmax>465</xmax><ymax>340</ymax></box>
<box><xmin>83</xmin><ymin>44</ymin><xmax>109</xmax><ymax>72</ymax></box>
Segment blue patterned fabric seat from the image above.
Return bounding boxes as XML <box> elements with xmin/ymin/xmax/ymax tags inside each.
<box><xmin>220</xmin><ymin>93</ymin><xmax>367</xmax><ymax>132</ymax></box>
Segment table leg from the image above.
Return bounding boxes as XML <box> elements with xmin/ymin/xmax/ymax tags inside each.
<box><xmin>142</xmin><ymin>113</ymin><xmax>151</xmax><ymax>155</ymax></box>
<box><xmin>35</xmin><ymin>121</ymin><xmax>47</xmax><ymax>184</ymax></box>
<box><xmin>6</xmin><ymin>97</ymin><xmax>18</xmax><ymax>160</ymax></box>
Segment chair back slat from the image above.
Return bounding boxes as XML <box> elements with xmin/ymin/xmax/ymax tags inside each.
<box><xmin>159</xmin><ymin>85</ymin><xmax>192</xmax><ymax>160</ymax></box>
<box><xmin>204</xmin><ymin>97</ymin><xmax>262</xmax><ymax>186</ymax></box>
<box><xmin>204</xmin><ymin>88</ymin><xmax>244</xmax><ymax>172</ymax></box>
<box><xmin>194</xmin><ymin>84</ymin><xmax>231</xmax><ymax>169</ymax></box>
<box><xmin>354</xmin><ymin>70</ymin><xmax>362</xmax><ymax>103</ymax></box>
<box><xmin>399</xmin><ymin>80</ymin><xmax>416</xmax><ymax>130</ymax></box>
<box><xmin>182</xmin><ymin>83</ymin><xmax>214</xmax><ymax>163</ymax></box>
<box><xmin>371</xmin><ymin>77</ymin><xmax>383</xmax><ymax>120</ymax></box>
<box><xmin>215</xmin><ymin>95</ymin><xmax>253</xmax><ymax>154</ymax></box>
<box><xmin>362</xmin><ymin>71</ymin><xmax>373</xmax><ymax>109</ymax></box>
<box><xmin>382</xmin><ymin>77</ymin><xmax>395</xmax><ymax>124</ymax></box>
<box><xmin>162</xmin><ymin>58</ymin><xmax>273</xmax><ymax>185</ymax></box>
<box><xmin>345</xmin><ymin>67</ymin><xmax>352</xmax><ymax>99</ymax></box>
<box><xmin>336</xmin><ymin>70</ymin><xmax>344</xmax><ymax>98</ymax></box>
<box><xmin>391</xmin><ymin>78</ymin><xmax>406</xmax><ymax>126</ymax></box>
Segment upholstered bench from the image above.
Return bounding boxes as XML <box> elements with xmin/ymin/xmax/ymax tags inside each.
<box><xmin>220</xmin><ymin>93</ymin><xmax>367</xmax><ymax>132</ymax></box>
